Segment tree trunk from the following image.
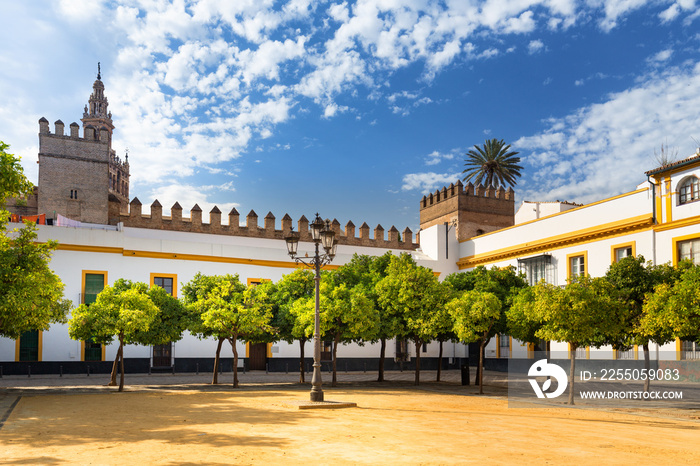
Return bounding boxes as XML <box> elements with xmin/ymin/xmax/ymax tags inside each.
<box><xmin>378</xmin><ymin>338</ymin><xmax>386</xmax><ymax>382</ymax></box>
<box><xmin>229</xmin><ymin>337</ymin><xmax>239</xmax><ymax>388</ymax></box>
<box><xmin>299</xmin><ymin>339</ymin><xmax>306</xmax><ymax>383</ymax></box>
<box><xmin>212</xmin><ymin>337</ymin><xmax>224</xmax><ymax>385</ymax></box>
<box><xmin>643</xmin><ymin>343</ymin><xmax>651</xmax><ymax>393</ymax></box>
<box><xmin>118</xmin><ymin>334</ymin><xmax>125</xmax><ymax>392</ymax></box>
<box><xmin>568</xmin><ymin>345</ymin><xmax>577</xmax><ymax>405</ymax></box>
<box><xmin>332</xmin><ymin>334</ymin><xmax>340</xmax><ymax>387</ymax></box>
<box><xmin>109</xmin><ymin>350</ymin><xmax>119</xmax><ymax>386</ymax></box>
<box><xmin>436</xmin><ymin>340</ymin><xmax>443</xmax><ymax>382</ymax></box>
<box><xmin>478</xmin><ymin>339</ymin><xmax>486</xmax><ymax>395</ymax></box>
<box><xmin>414</xmin><ymin>338</ymin><xmax>421</xmax><ymax>386</ymax></box>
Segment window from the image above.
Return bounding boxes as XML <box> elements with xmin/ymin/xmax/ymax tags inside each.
<box><xmin>567</xmin><ymin>252</ymin><xmax>587</xmax><ymax>279</ymax></box>
<box><xmin>17</xmin><ymin>330</ymin><xmax>40</xmax><ymax>361</ymax></box>
<box><xmin>151</xmin><ymin>273</ymin><xmax>177</xmax><ymax>296</ymax></box>
<box><xmin>498</xmin><ymin>335</ymin><xmax>510</xmax><ymax>358</ymax></box>
<box><xmin>395</xmin><ymin>339</ymin><xmax>409</xmax><ymax>361</ymax></box>
<box><xmin>247</xmin><ymin>278</ymin><xmax>270</xmax><ymax>287</ymax></box>
<box><xmin>321</xmin><ymin>341</ymin><xmax>333</xmax><ymax>361</ymax></box>
<box><xmin>518</xmin><ymin>254</ymin><xmax>555</xmax><ymax>286</ymax></box>
<box><xmin>83</xmin><ymin>271</ymin><xmax>107</xmax><ymax>305</ymax></box>
<box><xmin>84</xmin><ymin>339</ymin><xmax>102</xmax><ymax>361</ymax></box>
<box><xmin>82</xmin><ymin>271</ymin><xmax>107</xmax><ymax>361</ymax></box>
<box><xmin>615</xmin><ymin>247</ymin><xmax>632</xmax><ymax>262</ymax></box>
<box><xmin>681</xmin><ymin>340</ymin><xmax>699</xmax><ymax>360</ymax></box>
<box><xmin>678</xmin><ymin>238</ymin><xmax>700</xmax><ymax>265</ymax></box>
<box><xmin>150</xmin><ymin>274</ymin><xmax>177</xmax><ymax>368</ymax></box>
<box><xmin>612</xmin><ymin>242</ymin><xmax>635</xmax><ymax>263</ymax></box>
<box><xmin>575</xmin><ymin>347</ymin><xmax>587</xmax><ymax>359</ymax></box>
<box><xmin>70</xmin><ymin>189</ymin><xmax>78</xmax><ymax>199</ymax></box>
<box><xmin>615</xmin><ymin>347</ymin><xmax>635</xmax><ymax>360</ymax></box>
<box><xmin>678</xmin><ymin>176</ymin><xmax>700</xmax><ymax>204</ymax></box>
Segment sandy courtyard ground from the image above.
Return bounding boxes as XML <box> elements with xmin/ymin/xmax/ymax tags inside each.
<box><xmin>1</xmin><ymin>386</ymin><xmax>699</xmax><ymax>465</ymax></box>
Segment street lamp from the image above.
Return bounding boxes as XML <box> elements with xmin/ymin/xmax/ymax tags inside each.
<box><xmin>285</xmin><ymin>213</ymin><xmax>336</xmax><ymax>402</ymax></box>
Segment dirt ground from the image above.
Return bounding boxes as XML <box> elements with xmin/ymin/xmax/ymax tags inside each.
<box><xmin>1</xmin><ymin>386</ymin><xmax>699</xmax><ymax>465</ymax></box>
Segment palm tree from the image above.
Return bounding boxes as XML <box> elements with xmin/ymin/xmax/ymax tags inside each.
<box><xmin>462</xmin><ymin>138</ymin><xmax>522</xmax><ymax>188</ymax></box>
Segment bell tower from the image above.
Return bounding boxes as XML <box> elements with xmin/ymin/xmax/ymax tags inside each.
<box><xmin>81</xmin><ymin>63</ymin><xmax>114</xmax><ymax>147</ymax></box>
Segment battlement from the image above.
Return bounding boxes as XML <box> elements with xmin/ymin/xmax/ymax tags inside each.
<box><xmin>420</xmin><ymin>180</ymin><xmax>515</xmax><ymax>241</ymax></box>
<box><xmin>115</xmin><ymin>198</ymin><xmax>419</xmax><ymax>250</ymax></box>
<box><xmin>39</xmin><ymin>118</ymin><xmax>112</xmax><ymax>145</ymax></box>
<box><xmin>420</xmin><ymin>180</ymin><xmax>514</xmax><ymax>209</ymax></box>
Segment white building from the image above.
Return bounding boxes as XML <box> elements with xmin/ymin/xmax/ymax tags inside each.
<box><xmin>3</xmin><ymin>72</ymin><xmax>700</xmax><ymax>374</ymax></box>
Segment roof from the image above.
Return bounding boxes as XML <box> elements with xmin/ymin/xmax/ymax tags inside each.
<box><xmin>645</xmin><ymin>152</ymin><xmax>700</xmax><ymax>176</ymax></box>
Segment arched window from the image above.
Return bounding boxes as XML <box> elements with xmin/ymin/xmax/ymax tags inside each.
<box><xmin>678</xmin><ymin>176</ymin><xmax>700</xmax><ymax>204</ymax></box>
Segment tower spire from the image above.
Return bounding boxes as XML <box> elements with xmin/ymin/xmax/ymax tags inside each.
<box><xmin>81</xmin><ymin>63</ymin><xmax>114</xmax><ymax>146</ymax></box>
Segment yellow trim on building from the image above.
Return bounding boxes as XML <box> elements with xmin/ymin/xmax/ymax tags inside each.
<box><xmin>509</xmin><ymin>336</ymin><xmax>513</xmax><ymax>359</ymax></box>
<box><xmin>671</xmin><ymin>232</ymin><xmax>700</xmax><ymax>266</ymax></box>
<box><xmin>665</xmin><ymin>176</ymin><xmax>673</xmax><ymax>223</ymax></box>
<box><xmin>653</xmin><ymin>214</ymin><xmax>700</xmax><ymax>232</ymax></box>
<box><xmin>655</xmin><ymin>178</ymin><xmax>664</xmax><ymax>224</ymax></box>
<box><xmin>459</xmin><ymin>188</ymin><xmax>649</xmax><ymax>243</ymax></box>
<box><xmin>150</xmin><ymin>273</ymin><xmax>178</xmax><ymax>297</ymax></box>
<box><xmin>458</xmin><ymin>215</ymin><xmax>652</xmax><ymax>269</ymax></box>
<box><xmin>54</xmin><ymin>244</ymin><xmax>340</xmax><ymax>270</ymax></box>
<box><xmin>676</xmin><ymin>338</ymin><xmax>682</xmax><ymax>361</ymax></box>
<box><xmin>566</xmin><ymin>251</ymin><xmax>588</xmax><ymax>280</ymax></box>
<box><xmin>610</xmin><ymin>241</ymin><xmax>636</xmax><ymax>263</ymax></box>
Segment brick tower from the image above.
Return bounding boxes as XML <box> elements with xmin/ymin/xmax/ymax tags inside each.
<box><xmin>419</xmin><ymin>180</ymin><xmax>515</xmax><ymax>241</ymax></box>
<box><xmin>37</xmin><ymin>64</ymin><xmax>129</xmax><ymax>224</ymax></box>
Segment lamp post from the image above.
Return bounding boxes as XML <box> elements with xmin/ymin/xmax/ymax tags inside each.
<box><xmin>285</xmin><ymin>213</ymin><xmax>337</xmax><ymax>402</ymax></box>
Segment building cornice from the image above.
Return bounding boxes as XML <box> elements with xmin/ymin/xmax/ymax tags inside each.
<box><xmin>457</xmin><ymin>214</ymin><xmax>654</xmax><ymax>269</ymax></box>
<box><xmin>53</xmin><ymin>243</ymin><xmax>340</xmax><ymax>270</ymax></box>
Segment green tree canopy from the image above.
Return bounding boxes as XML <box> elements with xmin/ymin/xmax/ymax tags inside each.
<box><xmin>334</xmin><ymin>252</ymin><xmax>397</xmax><ymax>381</ymax></box>
<box><xmin>0</xmin><ymin>141</ymin><xmax>70</xmax><ymax>340</ymax></box>
<box><xmin>605</xmin><ymin>255</ymin><xmax>681</xmax><ymax>391</ymax></box>
<box><xmin>188</xmin><ymin>274</ymin><xmax>273</xmax><ymax>387</ymax></box>
<box><xmin>528</xmin><ymin>276</ymin><xmax>626</xmax><ymax>404</ymax></box>
<box><xmin>640</xmin><ymin>263</ymin><xmax>700</xmax><ymax>347</ymax></box>
<box><xmin>275</xmin><ymin>269</ymin><xmax>315</xmax><ymax>382</ymax></box>
<box><xmin>447</xmin><ymin>290</ymin><xmax>502</xmax><ymax>394</ymax></box>
<box><xmin>377</xmin><ymin>253</ymin><xmax>446</xmax><ymax>385</ymax></box>
<box><xmin>131</xmin><ymin>285</ymin><xmax>189</xmax><ymax>346</ymax></box>
<box><xmin>68</xmin><ymin>279</ymin><xmax>158</xmax><ymax>391</ymax></box>
<box><xmin>462</xmin><ymin>138</ymin><xmax>522</xmax><ymax>188</ymax></box>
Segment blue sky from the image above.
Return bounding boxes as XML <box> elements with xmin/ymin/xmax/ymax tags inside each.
<box><xmin>1</xmin><ymin>1</ymin><xmax>700</xmax><ymax>235</ymax></box>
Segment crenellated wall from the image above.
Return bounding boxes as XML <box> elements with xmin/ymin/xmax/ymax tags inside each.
<box><xmin>115</xmin><ymin>198</ymin><xmax>419</xmax><ymax>250</ymax></box>
<box><xmin>419</xmin><ymin>180</ymin><xmax>515</xmax><ymax>241</ymax></box>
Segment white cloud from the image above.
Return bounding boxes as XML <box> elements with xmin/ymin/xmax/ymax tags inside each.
<box><xmin>648</xmin><ymin>49</ymin><xmax>674</xmax><ymax>65</ymax></box>
<box><xmin>401</xmin><ymin>171</ymin><xmax>463</xmax><ymax>193</ymax></box>
<box><xmin>425</xmin><ymin>150</ymin><xmax>456</xmax><ymax>166</ymax></box>
<box><xmin>596</xmin><ymin>0</ymin><xmax>649</xmax><ymax>32</ymax></box>
<box><xmin>516</xmin><ymin>61</ymin><xmax>700</xmax><ymax>204</ymax></box>
<box><xmin>528</xmin><ymin>40</ymin><xmax>545</xmax><ymax>54</ymax></box>
<box><xmin>143</xmin><ymin>183</ymin><xmax>240</xmax><ymax>224</ymax></box>
<box><xmin>659</xmin><ymin>4</ymin><xmax>681</xmax><ymax>22</ymax></box>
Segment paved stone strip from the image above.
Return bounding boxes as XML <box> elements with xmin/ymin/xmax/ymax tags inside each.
<box><xmin>0</xmin><ymin>395</ymin><xmax>21</xmax><ymax>431</ymax></box>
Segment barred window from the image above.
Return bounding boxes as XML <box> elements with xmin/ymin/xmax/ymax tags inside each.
<box><xmin>518</xmin><ymin>254</ymin><xmax>555</xmax><ymax>286</ymax></box>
